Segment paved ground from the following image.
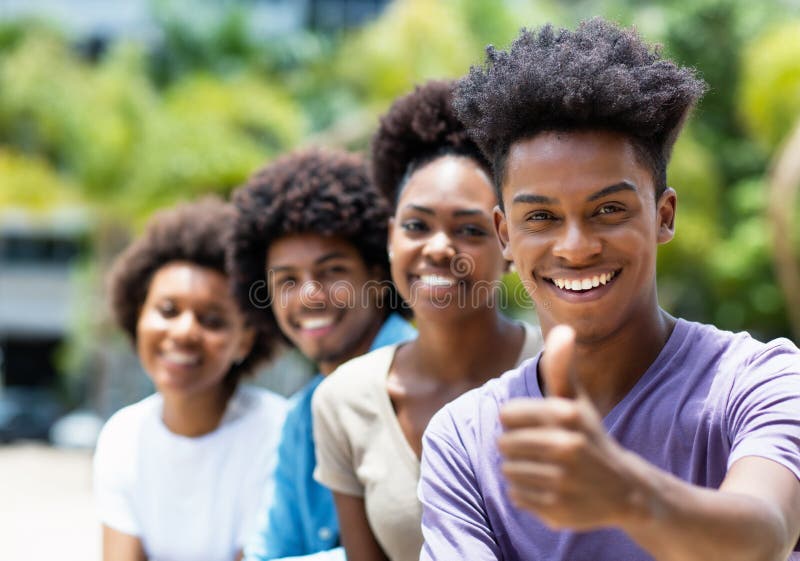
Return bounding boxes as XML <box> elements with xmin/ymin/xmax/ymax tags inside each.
<box><xmin>0</xmin><ymin>442</ymin><xmax>100</xmax><ymax>561</ymax></box>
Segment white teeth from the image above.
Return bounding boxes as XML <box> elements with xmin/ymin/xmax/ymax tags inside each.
<box><xmin>419</xmin><ymin>275</ymin><xmax>456</xmax><ymax>287</ymax></box>
<box><xmin>163</xmin><ymin>352</ymin><xmax>199</xmax><ymax>365</ymax></box>
<box><xmin>552</xmin><ymin>271</ymin><xmax>617</xmax><ymax>292</ymax></box>
<box><xmin>299</xmin><ymin>317</ymin><xmax>335</xmax><ymax>330</ymax></box>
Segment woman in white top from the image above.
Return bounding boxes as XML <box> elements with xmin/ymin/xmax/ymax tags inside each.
<box><xmin>312</xmin><ymin>81</ymin><xmax>543</xmax><ymax>561</ymax></box>
<box><xmin>94</xmin><ymin>197</ymin><xmax>287</xmax><ymax>561</ymax></box>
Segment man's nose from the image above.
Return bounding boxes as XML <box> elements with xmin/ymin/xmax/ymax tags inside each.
<box><xmin>300</xmin><ymin>278</ymin><xmax>328</xmax><ymax>309</ymax></box>
<box><xmin>552</xmin><ymin>222</ymin><xmax>602</xmax><ymax>264</ymax></box>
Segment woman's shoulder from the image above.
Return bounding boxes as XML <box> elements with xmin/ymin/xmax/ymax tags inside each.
<box><xmin>94</xmin><ymin>394</ymin><xmax>161</xmax><ymax>469</ymax></box>
<box><xmin>314</xmin><ymin>345</ymin><xmax>400</xmax><ymax>408</ymax></box>
<box><xmin>221</xmin><ymin>385</ymin><xmax>288</xmax><ymax>431</ymax></box>
<box><xmin>98</xmin><ymin>394</ymin><xmax>161</xmax><ymax>440</ymax></box>
<box><xmin>517</xmin><ymin>321</ymin><xmax>544</xmax><ymax>366</ymax></box>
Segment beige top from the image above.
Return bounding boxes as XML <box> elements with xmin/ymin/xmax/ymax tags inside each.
<box><xmin>312</xmin><ymin>323</ymin><xmax>543</xmax><ymax>561</ymax></box>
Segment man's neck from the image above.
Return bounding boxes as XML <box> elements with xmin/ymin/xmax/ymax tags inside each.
<box><xmin>548</xmin><ymin>308</ymin><xmax>675</xmax><ymax>417</ymax></box>
<box><xmin>318</xmin><ymin>313</ymin><xmax>388</xmax><ymax>376</ymax></box>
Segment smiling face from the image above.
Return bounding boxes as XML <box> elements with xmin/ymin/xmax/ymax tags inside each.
<box><xmin>495</xmin><ymin>130</ymin><xmax>676</xmax><ymax>343</ymax></box>
<box><xmin>266</xmin><ymin>233</ymin><xmax>385</xmax><ymax>374</ymax></box>
<box><xmin>389</xmin><ymin>155</ymin><xmax>507</xmax><ymax>320</ymax></box>
<box><xmin>136</xmin><ymin>262</ymin><xmax>255</xmax><ymax>398</ymax></box>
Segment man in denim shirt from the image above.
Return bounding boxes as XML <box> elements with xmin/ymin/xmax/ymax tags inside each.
<box><xmin>229</xmin><ymin>148</ymin><xmax>415</xmax><ymax>561</ymax></box>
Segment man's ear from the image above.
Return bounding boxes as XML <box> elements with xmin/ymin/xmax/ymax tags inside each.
<box><xmin>657</xmin><ymin>187</ymin><xmax>677</xmax><ymax>244</ymax></box>
<box><xmin>493</xmin><ymin>205</ymin><xmax>513</xmax><ymax>261</ymax></box>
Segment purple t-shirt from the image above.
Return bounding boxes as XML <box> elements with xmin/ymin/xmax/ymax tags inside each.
<box><xmin>419</xmin><ymin>319</ymin><xmax>800</xmax><ymax>561</ymax></box>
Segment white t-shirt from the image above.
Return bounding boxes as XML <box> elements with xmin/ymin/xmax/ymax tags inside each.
<box><xmin>312</xmin><ymin>323</ymin><xmax>542</xmax><ymax>561</ymax></box>
<box><xmin>93</xmin><ymin>385</ymin><xmax>288</xmax><ymax>561</ymax></box>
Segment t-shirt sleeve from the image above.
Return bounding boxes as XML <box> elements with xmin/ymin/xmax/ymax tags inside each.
<box><xmin>244</xmin><ymin>404</ymin><xmax>305</xmax><ymax>560</ymax></box>
<box><xmin>312</xmin><ymin>376</ymin><xmax>364</xmax><ymax>497</ymax></box>
<box><xmin>238</xmin><ymin>397</ymin><xmax>289</xmax><ymax>549</ymax></box>
<box><xmin>418</xmin><ymin>408</ymin><xmax>502</xmax><ymax>561</ymax></box>
<box><xmin>726</xmin><ymin>339</ymin><xmax>800</xmax><ymax>481</ymax></box>
<box><xmin>92</xmin><ymin>413</ymin><xmax>140</xmax><ymax>536</ymax></box>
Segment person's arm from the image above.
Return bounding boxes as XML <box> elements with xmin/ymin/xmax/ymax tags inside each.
<box><xmin>94</xmin><ymin>414</ymin><xmax>148</xmax><ymax>561</ymax></box>
<box><xmin>311</xmin><ymin>373</ymin><xmax>382</xmax><ymax>561</ymax></box>
<box><xmin>499</xmin><ymin>325</ymin><xmax>800</xmax><ymax>561</ymax></box>
<box><xmin>333</xmin><ymin>492</ymin><xmax>388</xmax><ymax>561</ymax></box>
<box><xmin>102</xmin><ymin>525</ymin><xmax>146</xmax><ymax>561</ymax></box>
<box><xmin>418</xmin><ymin>411</ymin><xmax>503</xmax><ymax>561</ymax></box>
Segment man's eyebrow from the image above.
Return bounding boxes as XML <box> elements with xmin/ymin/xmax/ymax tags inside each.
<box><xmin>314</xmin><ymin>252</ymin><xmax>350</xmax><ymax>265</ymax></box>
<box><xmin>269</xmin><ymin>252</ymin><xmax>350</xmax><ymax>273</ymax></box>
<box><xmin>510</xmin><ymin>182</ymin><xmax>638</xmax><ymax>205</ymax></box>
<box><xmin>587</xmin><ymin>181</ymin><xmax>638</xmax><ymax>202</ymax></box>
<box><xmin>511</xmin><ymin>193</ymin><xmax>558</xmax><ymax>205</ymax></box>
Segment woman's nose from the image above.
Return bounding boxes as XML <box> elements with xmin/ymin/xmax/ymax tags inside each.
<box><xmin>422</xmin><ymin>231</ymin><xmax>456</xmax><ymax>263</ymax></box>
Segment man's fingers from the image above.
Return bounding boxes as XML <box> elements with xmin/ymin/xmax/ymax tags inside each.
<box><xmin>502</xmin><ymin>460</ymin><xmax>563</xmax><ymax>486</ymax></box>
<box><xmin>499</xmin><ymin>397</ymin><xmax>582</xmax><ymax>430</ymax></box>
<box><xmin>541</xmin><ymin>324</ymin><xmax>578</xmax><ymax>399</ymax></box>
<box><xmin>498</xmin><ymin>427</ymin><xmax>588</xmax><ymax>462</ymax></box>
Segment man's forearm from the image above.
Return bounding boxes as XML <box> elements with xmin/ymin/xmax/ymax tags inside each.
<box><xmin>621</xmin><ymin>453</ymin><xmax>792</xmax><ymax>561</ymax></box>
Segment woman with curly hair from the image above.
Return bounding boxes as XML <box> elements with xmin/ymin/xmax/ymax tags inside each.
<box><xmin>311</xmin><ymin>80</ymin><xmax>543</xmax><ymax>561</ymax></box>
<box><xmin>229</xmin><ymin>148</ymin><xmax>416</xmax><ymax>561</ymax></box>
<box><xmin>94</xmin><ymin>197</ymin><xmax>287</xmax><ymax>561</ymax></box>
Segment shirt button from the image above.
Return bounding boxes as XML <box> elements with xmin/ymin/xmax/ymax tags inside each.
<box><xmin>318</xmin><ymin>527</ymin><xmax>332</xmax><ymax>540</ymax></box>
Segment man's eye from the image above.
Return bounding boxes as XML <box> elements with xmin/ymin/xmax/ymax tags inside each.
<box><xmin>272</xmin><ymin>276</ymin><xmax>296</xmax><ymax>290</ymax></box>
<box><xmin>526</xmin><ymin>211</ymin><xmax>554</xmax><ymax>221</ymax></box>
<box><xmin>325</xmin><ymin>266</ymin><xmax>349</xmax><ymax>275</ymax></box>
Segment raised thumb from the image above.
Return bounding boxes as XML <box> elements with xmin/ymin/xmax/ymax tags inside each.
<box><xmin>540</xmin><ymin>324</ymin><xmax>578</xmax><ymax>399</ymax></box>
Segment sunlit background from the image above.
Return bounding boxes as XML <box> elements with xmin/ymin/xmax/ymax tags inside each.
<box><xmin>0</xmin><ymin>0</ymin><xmax>799</xmax><ymax>559</ymax></box>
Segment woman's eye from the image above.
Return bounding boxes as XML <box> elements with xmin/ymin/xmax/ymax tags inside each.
<box><xmin>201</xmin><ymin>314</ymin><xmax>227</xmax><ymax>330</ymax></box>
<box><xmin>596</xmin><ymin>204</ymin><xmax>623</xmax><ymax>216</ymax></box>
<box><xmin>458</xmin><ymin>225</ymin><xmax>488</xmax><ymax>237</ymax></box>
<box><xmin>400</xmin><ymin>219</ymin><xmax>428</xmax><ymax>233</ymax></box>
<box><xmin>157</xmin><ymin>301</ymin><xmax>177</xmax><ymax>317</ymax></box>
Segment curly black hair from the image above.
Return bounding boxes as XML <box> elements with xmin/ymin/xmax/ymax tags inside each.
<box><xmin>371</xmin><ymin>79</ymin><xmax>491</xmax><ymax>205</ymax></box>
<box><xmin>454</xmin><ymin>18</ymin><xmax>707</xmax><ymax>202</ymax></box>
<box><xmin>228</xmin><ymin>147</ymin><xmax>399</xmax><ymax>343</ymax></box>
<box><xmin>107</xmin><ymin>196</ymin><xmax>273</xmax><ymax>387</ymax></box>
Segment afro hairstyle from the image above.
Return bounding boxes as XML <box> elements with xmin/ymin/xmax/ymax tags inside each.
<box><xmin>107</xmin><ymin>196</ymin><xmax>273</xmax><ymax>387</ymax></box>
<box><xmin>228</xmin><ymin>147</ymin><xmax>401</xmax><ymax>343</ymax></box>
<box><xmin>454</xmin><ymin>17</ymin><xmax>707</xmax><ymax>202</ymax></box>
<box><xmin>371</xmin><ymin>79</ymin><xmax>491</xmax><ymax>205</ymax></box>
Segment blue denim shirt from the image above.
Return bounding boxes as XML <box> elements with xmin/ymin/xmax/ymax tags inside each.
<box><xmin>244</xmin><ymin>313</ymin><xmax>416</xmax><ymax>561</ymax></box>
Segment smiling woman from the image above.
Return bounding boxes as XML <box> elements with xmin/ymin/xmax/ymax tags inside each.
<box><xmin>311</xmin><ymin>80</ymin><xmax>543</xmax><ymax>561</ymax></box>
<box><xmin>93</xmin><ymin>197</ymin><xmax>288</xmax><ymax>561</ymax></box>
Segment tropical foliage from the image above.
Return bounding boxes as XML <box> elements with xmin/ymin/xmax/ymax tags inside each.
<box><xmin>1</xmin><ymin>0</ymin><xmax>798</xmax><ymax>388</ymax></box>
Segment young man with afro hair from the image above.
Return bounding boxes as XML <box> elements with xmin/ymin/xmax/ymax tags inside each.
<box><xmin>418</xmin><ymin>18</ymin><xmax>800</xmax><ymax>561</ymax></box>
<box><xmin>229</xmin><ymin>148</ymin><xmax>415</xmax><ymax>561</ymax></box>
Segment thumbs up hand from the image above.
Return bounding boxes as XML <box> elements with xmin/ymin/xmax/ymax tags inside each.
<box><xmin>498</xmin><ymin>325</ymin><xmax>646</xmax><ymax>531</ymax></box>
<box><xmin>539</xmin><ymin>324</ymin><xmax>580</xmax><ymax>399</ymax></box>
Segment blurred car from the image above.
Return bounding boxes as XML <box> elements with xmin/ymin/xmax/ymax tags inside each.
<box><xmin>0</xmin><ymin>387</ymin><xmax>64</xmax><ymax>443</ymax></box>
